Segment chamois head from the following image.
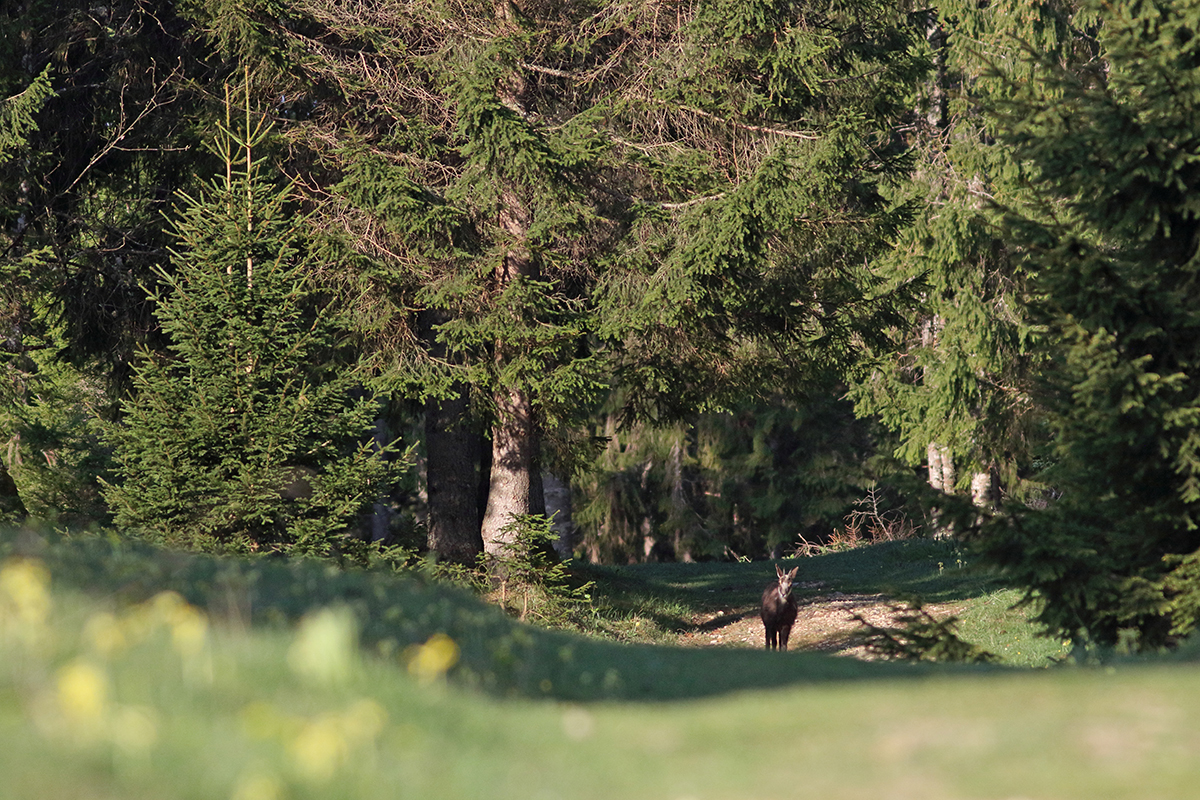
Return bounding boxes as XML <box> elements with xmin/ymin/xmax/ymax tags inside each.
<box><xmin>775</xmin><ymin>564</ymin><xmax>799</xmax><ymax>597</ymax></box>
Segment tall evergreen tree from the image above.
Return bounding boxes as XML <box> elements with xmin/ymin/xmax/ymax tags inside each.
<box><xmin>103</xmin><ymin>99</ymin><xmax>398</xmax><ymax>554</ymax></box>
<box><xmin>848</xmin><ymin>0</ymin><xmax>1086</xmax><ymax>508</ymax></box>
<box><xmin>183</xmin><ymin>0</ymin><xmax>927</xmax><ymax>565</ymax></box>
<box><xmin>972</xmin><ymin>0</ymin><xmax>1200</xmax><ymax>650</ymax></box>
<box><xmin>0</xmin><ymin>61</ymin><xmax>52</xmax><ymax>523</ymax></box>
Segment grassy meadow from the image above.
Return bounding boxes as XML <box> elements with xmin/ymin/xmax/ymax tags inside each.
<box><xmin>2</xmin><ymin>527</ymin><xmax>1198</xmax><ymax>799</ymax></box>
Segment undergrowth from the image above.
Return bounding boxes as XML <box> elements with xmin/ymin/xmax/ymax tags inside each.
<box><xmin>486</xmin><ymin>515</ymin><xmax>595</xmax><ymax>630</ymax></box>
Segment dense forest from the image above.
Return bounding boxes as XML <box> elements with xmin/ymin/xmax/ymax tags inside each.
<box><xmin>4</xmin><ymin>0</ymin><xmax>1200</xmax><ymax>652</ymax></box>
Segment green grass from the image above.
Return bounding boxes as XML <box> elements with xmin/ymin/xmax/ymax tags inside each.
<box><xmin>4</xmin><ymin>528</ymin><xmax>1198</xmax><ymax>799</ymax></box>
<box><xmin>957</xmin><ymin>587</ymin><xmax>1074</xmax><ymax>667</ymax></box>
<box><xmin>582</xmin><ymin>539</ymin><xmax>984</xmax><ymax>632</ymax></box>
<box><xmin>588</xmin><ymin>538</ymin><xmax>995</xmax><ymax>616</ymax></box>
<box><xmin>584</xmin><ymin>538</ymin><xmax>1066</xmax><ymax>666</ymax></box>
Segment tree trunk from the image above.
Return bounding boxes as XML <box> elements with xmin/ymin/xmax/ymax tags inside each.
<box><xmin>542</xmin><ymin>470</ymin><xmax>575</xmax><ymax>559</ymax></box>
<box><xmin>641</xmin><ymin>514</ymin><xmax>656</xmax><ymax>562</ymax></box>
<box><xmin>927</xmin><ymin>441</ymin><xmax>956</xmax><ymax>539</ymax></box>
<box><xmin>369</xmin><ymin>414</ymin><xmax>392</xmax><ymax>541</ymax></box>
<box><xmin>0</xmin><ymin>453</ymin><xmax>26</xmax><ymax>524</ymax></box>
<box><xmin>666</xmin><ymin>431</ymin><xmax>694</xmax><ymax>563</ymax></box>
<box><xmin>927</xmin><ymin>441</ymin><xmax>955</xmax><ymax>494</ymax></box>
<box><xmin>419</xmin><ymin>307</ymin><xmax>485</xmax><ymax>564</ymax></box>
<box><xmin>939</xmin><ymin>446</ymin><xmax>956</xmax><ymax>494</ymax></box>
<box><xmin>971</xmin><ymin>468</ymin><xmax>997</xmax><ymax>510</ymax></box>
<box><xmin>480</xmin><ymin>383</ymin><xmax>540</xmax><ymax>558</ymax></box>
<box><xmin>478</xmin><ymin>95</ymin><xmax>545</xmax><ymax>561</ymax></box>
<box><xmin>424</xmin><ymin>387</ymin><xmax>484</xmax><ymax>564</ymax></box>
<box><xmin>927</xmin><ymin>441</ymin><xmax>944</xmax><ymax>492</ymax></box>
<box><xmin>925</xmin><ymin>16</ymin><xmax>948</xmax><ymax>131</ymax></box>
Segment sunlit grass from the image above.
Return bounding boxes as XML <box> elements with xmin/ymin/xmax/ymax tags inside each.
<box><xmin>6</xmin><ymin>527</ymin><xmax>1200</xmax><ymax>800</ymax></box>
<box><xmin>5</xmin><ymin>546</ymin><xmax>1200</xmax><ymax>800</ymax></box>
<box><xmin>585</xmin><ymin>539</ymin><xmax>1059</xmax><ymax>667</ymax></box>
<box><xmin>956</xmin><ymin>587</ymin><xmax>1073</xmax><ymax>667</ymax></box>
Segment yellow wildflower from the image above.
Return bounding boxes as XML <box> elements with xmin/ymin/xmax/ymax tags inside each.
<box><xmin>0</xmin><ymin>557</ymin><xmax>51</xmax><ymax>630</ymax></box>
<box><xmin>110</xmin><ymin>705</ymin><xmax>159</xmax><ymax>755</ymax></box>
<box><xmin>231</xmin><ymin>771</ymin><xmax>285</xmax><ymax>800</ymax></box>
<box><xmin>84</xmin><ymin>611</ymin><xmax>128</xmax><ymax>657</ymax></box>
<box><xmin>241</xmin><ymin>701</ymin><xmax>297</xmax><ymax>741</ymax></box>
<box><xmin>289</xmin><ymin>715</ymin><xmax>348</xmax><ymax>783</ymax></box>
<box><xmin>165</xmin><ymin>601</ymin><xmax>209</xmax><ymax>659</ymax></box>
<box><xmin>56</xmin><ymin>659</ymin><xmax>109</xmax><ymax>730</ymax></box>
<box><xmin>287</xmin><ymin>699</ymin><xmax>388</xmax><ymax>783</ymax></box>
<box><xmin>341</xmin><ymin>698</ymin><xmax>387</xmax><ymax>743</ymax></box>
<box><xmin>405</xmin><ymin>633</ymin><xmax>459</xmax><ymax>683</ymax></box>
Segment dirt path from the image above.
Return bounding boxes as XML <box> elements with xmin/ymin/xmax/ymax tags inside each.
<box><xmin>676</xmin><ymin>581</ymin><xmax>964</xmax><ymax>659</ymax></box>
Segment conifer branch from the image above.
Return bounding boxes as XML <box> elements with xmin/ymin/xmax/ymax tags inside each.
<box><xmin>819</xmin><ymin>67</ymin><xmax>887</xmax><ymax>85</ymax></box>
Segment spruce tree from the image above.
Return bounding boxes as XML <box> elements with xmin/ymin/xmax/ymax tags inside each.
<box><xmin>973</xmin><ymin>0</ymin><xmax>1200</xmax><ymax>650</ymax></box>
<box><xmin>0</xmin><ymin>65</ymin><xmax>53</xmax><ymax>524</ymax></box>
<box><xmin>183</xmin><ymin>0</ymin><xmax>927</xmax><ymax>565</ymax></box>
<box><xmin>848</xmin><ymin>0</ymin><xmax>1086</xmax><ymax>508</ymax></box>
<box><xmin>103</xmin><ymin>99</ymin><xmax>397</xmax><ymax>555</ymax></box>
<box><xmin>1</xmin><ymin>0</ymin><xmax>208</xmax><ymax>383</ymax></box>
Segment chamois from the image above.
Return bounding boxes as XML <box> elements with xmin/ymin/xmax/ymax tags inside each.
<box><xmin>760</xmin><ymin>564</ymin><xmax>799</xmax><ymax>651</ymax></box>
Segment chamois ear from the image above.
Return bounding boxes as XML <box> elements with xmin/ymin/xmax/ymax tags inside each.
<box><xmin>787</xmin><ymin>566</ymin><xmax>799</xmax><ymax>580</ymax></box>
<box><xmin>776</xmin><ymin>564</ymin><xmax>786</xmax><ymax>579</ymax></box>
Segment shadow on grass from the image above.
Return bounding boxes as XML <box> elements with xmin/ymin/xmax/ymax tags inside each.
<box><xmin>584</xmin><ymin>539</ymin><xmax>999</xmax><ymax>639</ymax></box>
<box><xmin>693</xmin><ymin>609</ymin><xmax>757</xmax><ymax>633</ymax></box>
<box><xmin>1</xmin><ymin>528</ymin><xmax>994</xmax><ymax>703</ymax></box>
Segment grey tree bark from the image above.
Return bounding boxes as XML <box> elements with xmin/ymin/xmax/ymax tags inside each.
<box><xmin>927</xmin><ymin>441</ymin><xmax>956</xmax><ymax>494</ymax></box>
<box><xmin>927</xmin><ymin>441</ymin><xmax>956</xmax><ymax>539</ymax></box>
<box><xmin>542</xmin><ymin>470</ymin><xmax>575</xmax><ymax>559</ymax></box>
<box><xmin>477</xmin><ymin>81</ymin><xmax>546</xmax><ymax>561</ymax></box>
<box><xmin>971</xmin><ymin>467</ymin><xmax>997</xmax><ymax>510</ymax></box>
<box><xmin>480</xmin><ymin>384</ymin><xmax>540</xmax><ymax>559</ymax></box>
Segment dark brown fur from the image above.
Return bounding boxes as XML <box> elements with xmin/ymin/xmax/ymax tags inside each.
<box><xmin>761</xmin><ymin>564</ymin><xmax>799</xmax><ymax>651</ymax></box>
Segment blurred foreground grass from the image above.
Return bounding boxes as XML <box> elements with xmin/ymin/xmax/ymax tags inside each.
<box><xmin>4</xmin><ymin>528</ymin><xmax>1200</xmax><ymax>799</ymax></box>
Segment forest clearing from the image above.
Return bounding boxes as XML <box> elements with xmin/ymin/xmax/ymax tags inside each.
<box><xmin>7</xmin><ymin>0</ymin><xmax>1200</xmax><ymax>796</ymax></box>
<box><xmin>6</xmin><ymin>0</ymin><xmax>1200</xmax><ymax>653</ymax></box>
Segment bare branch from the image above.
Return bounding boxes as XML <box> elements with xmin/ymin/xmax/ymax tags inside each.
<box><xmin>519</xmin><ymin>61</ymin><xmax>575</xmax><ymax>78</ymax></box>
<box><xmin>661</xmin><ymin>192</ymin><xmax>725</xmax><ymax>209</ymax></box>
<box><xmin>675</xmin><ymin>103</ymin><xmax>821</xmax><ymax>141</ymax></box>
<box><xmin>62</xmin><ymin>60</ymin><xmax>182</xmax><ymax>195</ymax></box>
